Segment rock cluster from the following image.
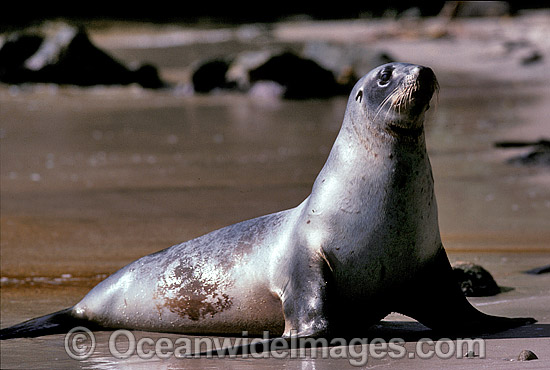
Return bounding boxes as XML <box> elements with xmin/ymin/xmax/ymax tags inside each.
<box><xmin>191</xmin><ymin>45</ymin><xmax>393</xmax><ymax>99</ymax></box>
<box><xmin>0</xmin><ymin>22</ymin><xmax>166</xmax><ymax>88</ymax></box>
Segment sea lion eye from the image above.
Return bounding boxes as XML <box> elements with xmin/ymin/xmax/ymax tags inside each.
<box><xmin>378</xmin><ymin>69</ymin><xmax>392</xmax><ymax>86</ymax></box>
<box><xmin>355</xmin><ymin>89</ymin><xmax>363</xmax><ymax>102</ymax></box>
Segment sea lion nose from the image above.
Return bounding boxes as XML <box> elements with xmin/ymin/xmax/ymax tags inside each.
<box><xmin>415</xmin><ymin>66</ymin><xmax>436</xmax><ymax>85</ymax></box>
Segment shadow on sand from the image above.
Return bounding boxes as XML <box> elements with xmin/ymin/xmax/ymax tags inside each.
<box><xmin>368</xmin><ymin>320</ymin><xmax>549</xmax><ymax>341</ymax></box>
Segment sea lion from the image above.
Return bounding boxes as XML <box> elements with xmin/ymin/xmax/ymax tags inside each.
<box><xmin>0</xmin><ymin>62</ymin><xmax>535</xmax><ymax>341</ymax></box>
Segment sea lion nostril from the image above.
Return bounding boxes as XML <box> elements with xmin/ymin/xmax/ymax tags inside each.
<box><xmin>417</xmin><ymin>67</ymin><xmax>436</xmax><ymax>84</ymax></box>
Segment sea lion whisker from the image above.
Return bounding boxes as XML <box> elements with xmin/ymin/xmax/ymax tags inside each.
<box><xmin>407</xmin><ymin>83</ymin><xmax>415</xmax><ymax>108</ymax></box>
<box><xmin>374</xmin><ymin>92</ymin><xmax>394</xmax><ymax>119</ymax></box>
<box><xmin>373</xmin><ymin>86</ymin><xmax>401</xmax><ymax>121</ymax></box>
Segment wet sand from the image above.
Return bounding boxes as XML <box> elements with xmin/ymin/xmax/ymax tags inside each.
<box><xmin>2</xmin><ymin>11</ymin><xmax>550</xmax><ymax>369</ymax></box>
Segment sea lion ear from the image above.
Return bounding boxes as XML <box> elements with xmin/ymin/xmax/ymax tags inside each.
<box><xmin>355</xmin><ymin>89</ymin><xmax>363</xmax><ymax>103</ymax></box>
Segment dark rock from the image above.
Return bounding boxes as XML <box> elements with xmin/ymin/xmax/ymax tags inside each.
<box><xmin>495</xmin><ymin>139</ymin><xmax>550</xmax><ymax>167</ymax></box>
<box><xmin>524</xmin><ymin>265</ymin><xmax>550</xmax><ymax>275</ymax></box>
<box><xmin>191</xmin><ymin>58</ymin><xmax>235</xmax><ymax>93</ymax></box>
<box><xmin>521</xmin><ymin>50</ymin><xmax>544</xmax><ymax>65</ymax></box>
<box><xmin>517</xmin><ymin>349</ymin><xmax>538</xmax><ymax>361</ymax></box>
<box><xmin>226</xmin><ymin>50</ymin><xmax>274</xmax><ymax>91</ymax></box>
<box><xmin>452</xmin><ymin>262</ymin><xmax>501</xmax><ymax>297</ymax></box>
<box><xmin>133</xmin><ymin>64</ymin><xmax>166</xmax><ymax>89</ymax></box>
<box><xmin>0</xmin><ymin>34</ymin><xmax>44</xmax><ymax>83</ymax></box>
<box><xmin>302</xmin><ymin>42</ymin><xmax>394</xmax><ymax>89</ymax></box>
<box><xmin>439</xmin><ymin>1</ymin><xmax>510</xmax><ymax>18</ymax></box>
<box><xmin>509</xmin><ymin>150</ymin><xmax>550</xmax><ymax>166</ymax></box>
<box><xmin>248</xmin><ymin>51</ymin><xmax>342</xmax><ymax>99</ymax></box>
<box><xmin>499</xmin><ymin>39</ymin><xmax>544</xmax><ymax>66</ymax></box>
<box><xmin>495</xmin><ymin>139</ymin><xmax>550</xmax><ymax>148</ymax></box>
<box><xmin>0</xmin><ymin>22</ymin><xmax>166</xmax><ymax>88</ymax></box>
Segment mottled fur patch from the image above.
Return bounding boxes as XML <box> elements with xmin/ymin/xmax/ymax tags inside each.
<box><xmin>157</xmin><ymin>259</ymin><xmax>232</xmax><ymax>321</ymax></box>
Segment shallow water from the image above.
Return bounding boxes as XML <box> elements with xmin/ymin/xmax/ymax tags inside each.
<box><xmin>1</xmin><ymin>20</ymin><xmax>550</xmax><ymax>369</ymax></box>
<box><xmin>1</xmin><ymin>73</ymin><xmax>547</xmax><ymax>281</ymax></box>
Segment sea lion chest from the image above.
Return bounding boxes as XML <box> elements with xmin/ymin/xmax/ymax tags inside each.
<box><xmin>301</xmin><ymin>141</ymin><xmax>441</xmax><ymax>297</ymax></box>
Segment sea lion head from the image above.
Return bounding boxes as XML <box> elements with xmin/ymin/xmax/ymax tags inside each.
<box><xmin>350</xmin><ymin>63</ymin><xmax>439</xmax><ymax>139</ymax></box>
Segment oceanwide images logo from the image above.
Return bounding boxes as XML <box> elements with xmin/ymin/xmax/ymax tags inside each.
<box><xmin>64</xmin><ymin>327</ymin><xmax>486</xmax><ymax>366</ymax></box>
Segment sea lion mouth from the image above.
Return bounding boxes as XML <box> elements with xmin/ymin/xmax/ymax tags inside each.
<box><xmin>383</xmin><ymin>68</ymin><xmax>438</xmax><ymax>137</ymax></box>
<box><xmin>394</xmin><ymin>71</ymin><xmax>438</xmax><ymax>113</ymax></box>
<box><xmin>387</xmin><ymin>122</ymin><xmax>424</xmax><ymax>137</ymax></box>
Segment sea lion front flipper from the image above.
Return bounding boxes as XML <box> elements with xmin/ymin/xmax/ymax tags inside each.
<box><xmin>275</xmin><ymin>246</ymin><xmax>332</xmax><ymax>338</ymax></box>
<box><xmin>397</xmin><ymin>248</ymin><xmax>536</xmax><ymax>336</ymax></box>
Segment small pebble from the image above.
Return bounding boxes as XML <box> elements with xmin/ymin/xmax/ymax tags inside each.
<box><xmin>517</xmin><ymin>349</ymin><xmax>538</xmax><ymax>361</ymax></box>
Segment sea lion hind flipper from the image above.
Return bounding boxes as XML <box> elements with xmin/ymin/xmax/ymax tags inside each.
<box><xmin>397</xmin><ymin>248</ymin><xmax>536</xmax><ymax>336</ymax></box>
<box><xmin>0</xmin><ymin>307</ymin><xmax>102</xmax><ymax>340</ymax></box>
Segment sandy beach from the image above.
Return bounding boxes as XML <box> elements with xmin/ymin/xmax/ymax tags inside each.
<box><xmin>1</xmin><ymin>10</ymin><xmax>549</xmax><ymax>369</ymax></box>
